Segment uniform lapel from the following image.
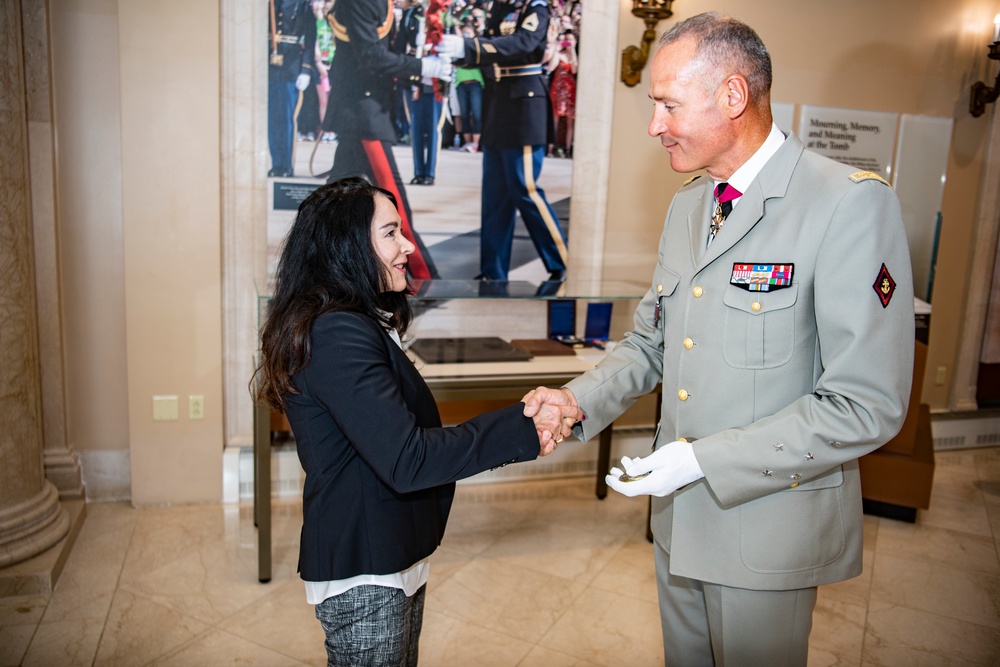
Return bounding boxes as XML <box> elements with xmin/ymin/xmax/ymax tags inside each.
<box><xmin>687</xmin><ymin>182</ymin><xmax>715</xmax><ymax>266</ymax></box>
<box><xmin>695</xmin><ymin>134</ymin><xmax>805</xmax><ymax>270</ymax></box>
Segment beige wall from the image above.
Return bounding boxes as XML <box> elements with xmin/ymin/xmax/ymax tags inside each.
<box><xmin>605</xmin><ymin>0</ymin><xmax>998</xmax><ymax>411</ymax></box>
<box><xmin>50</xmin><ymin>1</ymin><xmax>129</xmax><ymax>459</ymax></box>
<box><xmin>51</xmin><ymin>0</ymin><xmax>222</xmax><ymax>505</ymax></box>
<box><xmin>45</xmin><ymin>0</ymin><xmax>997</xmax><ymax>504</ymax></box>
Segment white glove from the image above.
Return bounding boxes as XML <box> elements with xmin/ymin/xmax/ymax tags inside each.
<box><xmin>295</xmin><ymin>73</ymin><xmax>311</xmax><ymax>91</ymax></box>
<box><xmin>606</xmin><ymin>440</ymin><xmax>705</xmax><ymax>498</ymax></box>
<box><xmin>436</xmin><ymin>34</ymin><xmax>466</xmax><ymax>60</ymax></box>
<box><xmin>420</xmin><ymin>55</ymin><xmax>453</xmax><ymax>82</ymax></box>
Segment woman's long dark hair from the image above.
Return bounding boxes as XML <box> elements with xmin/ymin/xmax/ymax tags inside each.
<box><xmin>253</xmin><ymin>177</ymin><xmax>412</xmax><ymax>410</ymax></box>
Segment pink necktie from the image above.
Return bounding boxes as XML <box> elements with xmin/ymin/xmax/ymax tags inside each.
<box><xmin>711</xmin><ymin>182</ymin><xmax>742</xmax><ymax>237</ymax></box>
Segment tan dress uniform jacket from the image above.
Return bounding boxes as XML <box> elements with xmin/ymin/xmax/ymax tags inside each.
<box><xmin>568</xmin><ymin>133</ymin><xmax>914</xmax><ymax>591</ymax></box>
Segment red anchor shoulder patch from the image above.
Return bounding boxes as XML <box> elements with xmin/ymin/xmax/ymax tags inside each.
<box><xmin>872</xmin><ymin>263</ymin><xmax>896</xmax><ymax>308</ymax></box>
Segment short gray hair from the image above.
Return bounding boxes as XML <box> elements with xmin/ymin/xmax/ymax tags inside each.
<box><xmin>658</xmin><ymin>12</ymin><xmax>772</xmax><ymax>104</ymax></box>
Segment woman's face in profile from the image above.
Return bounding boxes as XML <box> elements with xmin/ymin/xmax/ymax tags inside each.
<box><xmin>371</xmin><ymin>195</ymin><xmax>414</xmax><ymax>293</ymax></box>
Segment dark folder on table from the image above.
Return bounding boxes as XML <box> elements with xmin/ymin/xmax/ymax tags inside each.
<box><xmin>409</xmin><ymin>337</ymin><xmax>534</xmax><ymax>364</ymax></box>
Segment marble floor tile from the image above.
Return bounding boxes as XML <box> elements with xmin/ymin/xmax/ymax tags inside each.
<box><xmin>874</xmin><ymin>518</ymin><xmax>1000</xmax><ymax>576</ymax></box>
<box><xmin>150</xmin><ymin>628</ymin><xmax>311</xmax><ymax>667</ymax></box>
<box><xmin>427</xmin><ymin>557</ymin><xmax>586</xmax><ymax>645</ymax></box>
<box><xmin>538</xmin><ymin>585</ymin><xmax>663</xmax><ymax>666</ymax></box>
<box><xmin>479</xmin><ymin>519</ymin><xmax>630</xmax><ymax>586</ymax></box>
<box><xmin>870</xmin><ymin>551</ymin><xmax>1000</xmax><ymax>629</ymax></box>
<box><xmin>0</xmin><ymin>594</ymin><xmax>47</xmax><ymax>627</ymax></box>
<box><xmin>427</xmin><ymin>543</ymin><xmax>474</xmax><ymax>587</ymax></box>
<box><xmin>587</xmin><ymin>540</ymin><xmax>658</xmax><ymax>606</ymax></box>
<box><xmin>0</xmin><ymin>624</ymin><xmax>35</xmax><ymax>667</ymax></box>
<box><xmin>808</xmin><ymin>592</ymin><xmax>868</xmax><ymax>665</ymax></box>
<box><xmin>117</xmin><ymin>505</ymin><xmax>284</xmax><ymax>626</ymax></box>
<box><xmin>419</xmin><ymin>608</ymin><xmax>535</xmax><ymax>666</ymax></box>
<box><xmin>217</xmin><ymin>579</ymin><xmax>327</xmax><ymax>667</ymax></box>
<box><xmin>916</xmin><ymin>474</ymin><xmax>994</xmax><ymax>538</ymax></box>
<box><xmin>92</xmin><ymin>589</ymin><xmax>210</xmax><ymax>666</ymax></box>
<box><xmin>864</xmin><ymin>601</ymin><xmax>1000</xmax><ymax>666</ymax></box>
<box><xmin>437</xmin><ymin>496</ymin><xmax>534</xmax><ymax>558</ymax></box>
<box><xmin>19</xmin><ymin>617</ymin><xmax>104</xmax><ymax>667</ymax></box>
<box><xmin>40</xmin><ymin>501</ymin><xmax>137</xmax><ymax>625</ymax></box>
<box><xmin>518</xmin><ymin>644</ymin><xmax>604</xmax><ymax>666</ymax></box>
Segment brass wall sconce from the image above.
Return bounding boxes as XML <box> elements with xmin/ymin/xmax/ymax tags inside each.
<box><xmin>621</xmin><ymin>0</ymin><xmax>674</xmax><ymax>87</ymax></box>
<box><xmin>970</xmin><ymin>14</ymin><xmax>1000</xmax><ymax>117</ymax></box>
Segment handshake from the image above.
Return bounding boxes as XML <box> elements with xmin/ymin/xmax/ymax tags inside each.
<box><xmin>520</xmin><ymin>386</ymin><xmax>581</xmax><ymax>457</ymax></box>
<box><xmin>418</xmin><ymin>35</ymin><xmax>467</xmax><ymax>82</ymax></box>
<box><xmin>522</xmin><ymin>387</ymin><xmax>705</xmax><ymax>497</ymax></box>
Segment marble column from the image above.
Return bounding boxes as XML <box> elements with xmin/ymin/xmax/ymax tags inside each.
<box><xmin>23</xmin><ymin>0</ymin><xmax>83</xmax><ymax>498</ymax></box>
<box><xmin>0</xmin><ymin>0</ymin><xmax>70</xmax><ymax>568</ymax></box>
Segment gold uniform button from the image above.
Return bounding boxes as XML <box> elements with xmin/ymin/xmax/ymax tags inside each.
<box><xmin>692</xmin><ymin>286</ymin><xmax>703</xmax><ymax>298</ymax></box>
<box><xmin>657</xmin><ymin>284</ymin><xmax>663</xmax><ymax>293</ymax></box>
<box><xmin>751</xmin><ymin>301</ymin><xmax>761</xmax><ymax>312</ymax></box>
<box><xmin>677</xmin><ymin>389</ymin><xmax>689</xmax><ymax>401</ymax></box>
<box><xmin>683</xmin><ymin>338</ymin><xmax>694</xmax><ymax>350</ymax></box>
<box><xmin>790</xmin><ymin>482</ymin><xmax>799</xmax><ymax>488</ymax></box>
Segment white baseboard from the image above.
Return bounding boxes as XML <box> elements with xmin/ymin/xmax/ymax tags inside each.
<box><xmin>931</xmin><ymin>414</ymin><xmax>1000</xmax><ymax>451</ymax></box>
<box><xmin>78</xmin><ymin>450</ymin><xmax>132</xmax><ymax>502</ymax></box>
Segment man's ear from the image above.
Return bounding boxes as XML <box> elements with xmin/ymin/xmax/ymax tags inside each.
<box><xmin>723</xmin><ymin>74</ymin><xmax>750</xmax><ymax>119</ymax></box>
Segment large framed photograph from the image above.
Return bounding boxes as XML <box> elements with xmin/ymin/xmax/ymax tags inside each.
<box><xmin>266</xmin><ymin>0</ymin><xmax>584</xmax><ymax>285</ymax></box>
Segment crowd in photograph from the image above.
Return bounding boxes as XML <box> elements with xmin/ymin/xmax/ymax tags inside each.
<box><xmin>292</xmin><ymin>0</ymin><xmax>581</xmax><ymax>161</ymax></box>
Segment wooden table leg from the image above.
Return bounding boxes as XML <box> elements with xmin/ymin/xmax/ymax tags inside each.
<box><xmin>646</xmin><ymin>498</ymin><xmax>654</xmax><ymax>542</ymax></box>
<box><xmin>596</xmin><ymin>425</ymin><xmax>612</xmax><ymax>499</ymax></box>
<box><xmin>254</xmin><ymin>402</ymin><xmax>272</xmax><ymax>584</ymax></box>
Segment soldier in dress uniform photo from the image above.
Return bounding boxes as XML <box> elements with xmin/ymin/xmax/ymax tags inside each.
<box><xmin>437</xmin><ymin>0</ymin><xmax>569</xmax><ymax>282</ymax></box>
<box><xmin>319</xmin><ymin>0</ymin><xmax>451</xmax><ymax>279</ymax></box>
<box><xmin>268</xmin><ymin>0</ymin><xmax>317</xmax><ymax>178</ymax></box>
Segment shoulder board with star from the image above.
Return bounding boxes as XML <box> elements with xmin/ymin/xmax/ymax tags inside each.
<box><xmin>848</xmin><ymin>171</ymin><xmax>890</xmax><ymax>186</ymax></box>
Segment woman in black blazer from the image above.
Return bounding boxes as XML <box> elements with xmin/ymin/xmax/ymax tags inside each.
<box><xmin>254</xmin><ymin>177</ymin><xmax>578</xmax><ymax>666</ymax></box>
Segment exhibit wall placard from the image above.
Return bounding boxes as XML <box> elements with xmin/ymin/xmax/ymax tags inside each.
<box><xmin>798</xmin><ymin>105</ymin><xmax>899</xmax><ymax>178</ymax></box>
<box><xmin>795</xmin><ymin>105</ymin><xmax>953</xmax><ymax>304</ymax></box>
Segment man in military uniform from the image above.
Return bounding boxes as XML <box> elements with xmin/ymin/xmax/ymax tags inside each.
<box><xmin>268</xmin><ymin>0</ymin><xmax>317</xmax><ymax>177</ymax></box>
<box><xmin>437</xmin><ymin>0</ymin><xmax>568</xmax><ymax>281</ymax></box>
<box><xmin>524</xmin><ymin>13</ymin><xmax>914</xmax><ymax>665</ymax></box>
<box><xmin>322</xmin><ymin>0</ymin><xmax>451</xmax><ymax>279</ymax></box>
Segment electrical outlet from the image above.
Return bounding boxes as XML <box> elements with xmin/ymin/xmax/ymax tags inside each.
<box><xmin>189</xmin><ymin>394</ymin><xmax>205</xmax><ymax>420</ymax></box>
<box><xmin>153</xmin><ymin>395</ymin><xmax>179</xmax><ymax>421</ymax></box>
<box><xmin>935</xmin><ymin>367</ymin><xmax>946</xmax><ymax>386</ymax></box>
